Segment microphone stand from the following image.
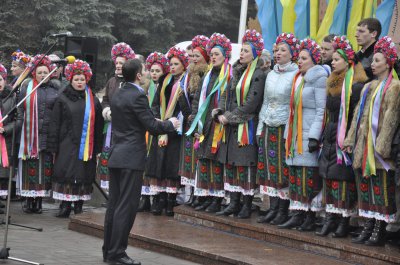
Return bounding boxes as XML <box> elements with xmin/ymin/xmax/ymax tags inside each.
<box><xmin>0</xmin><ymin>67</ymin><xmax>58</xmax><ymax>265</ymax></box>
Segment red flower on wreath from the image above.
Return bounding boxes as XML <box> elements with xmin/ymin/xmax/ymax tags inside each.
<box><xmin>44</xmin><ymin>168</ymin><xmax>52</xmax><ymax>177</ymax></box>
<box><xmin>238</xmin><ymin>167</ymin><xmax>245</xmax><ymax>173</ymax></box>
<box><xmin>360</xmin><ymin>183</ymin><xmax>368</xmax><ymax>193</ymax></box>
<box><xmin>214</xmin><ymin>166</ymin><xmax>221</xmax><ymax>175</ymax></box>
<box><xmin>226</xmin><ymin>163</ymin><xmax>233</xmax><ymax>170</ymax></box>
<box><xmin>257</xmin><ymin>162</ymin><xmax>265</xmax><ymax>170</ymax></box>
<box><xmin>101</xmin><ymin>159</ymin><xmax>108</xmax><ymax>166</ymax></box>
<box><xmin>283</xmin><ymin>167</ymin><xmax>289</xmax><ymax>176</ymax></box>
<box><xmin>348</xmin><ymin>182</ymin><xmax>356</xmax><ymax>192</ymax></box>
<box><xmin>289</xmin><ymin>175</ymin><xmax>295</xmax><ymax>184</ymax></box>
<box><xmin>332</xmin><ymin>181</ymin><xmax>339</xmax><ymax>190</ymax></box>
<box><xmin>296</xmin><ymin>178</ymin><xmax>301</xmax><ymax>186</ymax></box>
<box><xmin>373</xmin><ymin>186</ymin><xmax>381</xmax><ymax>195</ymax></box>
<box><xmin>269</xmin><ymin>165</ymin><xmax>276</xmax><ymax>174</ymax></box>
<box><xmin>28</xmin><ymin>168</ymin><xmax>36</xmax><ymax>176</ymax></box>
<box><xmin>307</xmin><ymin>179</ymin><xmax>313</xmax><ymax>188</ymax></box>
<box><xmin>184</xmin><ymin>156</ymin><xmax>191</xmax><ymax>163</ymax></box>
<box><xmin>269</xmin><ymin>134</ymin><xmax>277</xmax><ymax>142</ymax></box>
<box><xmin>201</xmin><ymin>165</ymin><xmax>207</xmax><ymax>173</ymax></box>
<box><xmin>325</xmin><ymin>180</ymin><xmax>332</xmax><ymax>188</ymax></box>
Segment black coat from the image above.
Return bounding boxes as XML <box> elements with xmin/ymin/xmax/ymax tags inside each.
<box><xmin>217</xmin><ymin>61</ymin><xmax>266</xmax><ymax>166</ymax></box>
<box><xmin>145</xmin><ymin>74</ymin><xmax>183</xmax><ymax>180</ymax></box>
<box><xmin>17</xmin><ymin>79</ymin><xmax>61</xmax><ymax>151</ymax></box>
<box><xmin>319</xmin><ymin>65</ymin><xmax>368</xmax><ymax>181</ymax></box>
<box><xmin>108</xmin><ymin>82</ymin><xmax>175</xmax><ymax>170</ymax></box>
<box><xmin>47</xmin><ymin>85</ymin><xmax>104</xmax><ymax>184</ymax></box>
<box><xmin>356</xmin><ymin>42</ymin><xmax>375</xmax><ymax>81</ymax></box>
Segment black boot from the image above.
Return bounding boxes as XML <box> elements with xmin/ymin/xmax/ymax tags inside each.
<box><xmin>191</xmin><ymin>196</ymin><xmax>204</xmax><ymax>208</ymax></box>
<box><xmin>23</xmin><ymin>197</ymin><xmax>34</xmax><ymax>213</ymax></box>
<box><xmin>33</xmin><ymin>198</ymin><xmax>42</xmax><ymax>214</ymax></box>
<box><xmin>278</xmin><ymin>210</ymin><xmax>305</xmax><ymax>229</ymax></box>
<box><xmin>166</xmin><ymin>193</ymin><xmax>177</xmax><ymax>216</ymax></box>
<box><xmin>137</xmin><ymin>195</ymin><xmax>151</xmax><ymax>212</ymax></box>
<box><xmin>152</xmin><ymin>192</ymin><xmax>167</xmax><ymax>216</ymax></box>
<box><xmin>216</xmin><ymin>192</ymin><xmax>241</xmax><ymax>216</ymax></box>
<box><xmin>351</xmin><ymin>218</ymin><xmax>375</xmax><ymax>244</ymax></box>
<box><xmin>332</xmin><ymin>217</ymin><xmax>350</xmax><ymax>238</ymax></box>
<box><xmin>74</xmin><ymin>200</ymin><xmax>84</xmax><ymax>215</ymax></box>
<box><xmin>270</xmin><ymin>199</ymin><xmax>290</xmax><ymax>225</ymax></box>
<box><xmin>237</xmin><ymin>195</ymin><xmax>253</xmax><ymax>219</ymax></box>
<box><xmin>297</xmin><ymin>211</ymin><xmax>316</xmax><ymax>232</ymax></box>
<box><xmin>365</xmin><ymin>220</ymin><xmax>386</xmax><ymax>246</ymax></box>
<box><xmin>150</xmin><ymin>195</ymin><xmax>160</xmax><ymax>213</ymax></box>
<box><xmin>185</xmin><ymin>187</ymin><xmax>194</xmax><ymax>205</ymax></box>
<box><xmin>257</xmin><ymin>196</ymin><xmax>279</xmax><ymax>223</ymax></box>
<box><xmin>195</xmin><ymin>197</ymin><xmax>212</xmax><ymax>211</ymax></box>
<box><xmin>315</xmin><ymin>213</ymin><xmax>338</xmax><ymax>236</ymax></box>
<box><xmin>205</xmin><ymin>197</ymin><xmax>222</xmax><ymax>213</ymax></box>
<box><xmin>56</xmin><ymin>201</ymin><xmax>72</xmax><ymax>218</ymax></box>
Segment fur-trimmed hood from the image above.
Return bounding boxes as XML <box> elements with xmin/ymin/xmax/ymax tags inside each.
<box><xmin>188</xmin><ymin>63</ymin><xmax>208</xmax><ymax>94</ymax></box>
<box><xmin>326</xmin><ymin>62</ymin><xmax>369</xmax><ymax>96</ymax></box>
<box><xmin>304</xmin><ymin>64</ymin><xmax>330</xmax><ymax>84</ymax></box>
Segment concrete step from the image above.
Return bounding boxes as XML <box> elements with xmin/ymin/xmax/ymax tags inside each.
<box><xmin>174</xmin><ymin>205</ymin><xmax>400</xmax><ymax>265</ymax></box>
<box><xmin>69</xmin><ymin>209</ymin><xmax>353</xmax><ymax>265</ymax></box>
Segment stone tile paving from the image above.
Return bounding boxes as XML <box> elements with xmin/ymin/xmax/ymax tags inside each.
<box><xmin>0</xmin><ymin>200</ymin><xmax>198</xmax><ymax>265</ymax></box>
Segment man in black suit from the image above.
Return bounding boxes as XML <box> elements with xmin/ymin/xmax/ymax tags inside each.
<box><xmin>103</xmin><ymin>59</ymin><xmax>180</xmax><ymax>265</ymax></box>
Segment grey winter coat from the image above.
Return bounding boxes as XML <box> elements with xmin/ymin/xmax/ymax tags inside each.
<box><xmin>285</xmin><ymin>65</ymin><xmax>328</xmax><ymax>167</ymax></box>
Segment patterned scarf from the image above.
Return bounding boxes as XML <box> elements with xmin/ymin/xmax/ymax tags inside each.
<box><xmin>18</xmin><ymin>79</ymin><xmax>39</xmax><ymax>159</ymax></box>
<box><xmin>236</xmin><ymin>57</ymin><xmax>258</xmax><ymax>146</ymax></box>
<box><xmin>285</xmin><ymin>72</ymin><xmax>305</xmax><ymax>158</ymax></box>
<box><xmin>186</xmin><ymin>59</ymin><xmax>231</xmax><ymax>153</ymax></box>
<box><xmin>336</xmin><ymin>64</ymin><xmax>354</xmax><ymax>165</ymax></box>
<box><xmin>78</xmin><ymin>86</ymin><xmax>96</xmax><ymax>161</ymax></box>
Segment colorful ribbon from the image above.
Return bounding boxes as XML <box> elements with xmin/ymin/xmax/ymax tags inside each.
<box><xmin>78</xmin><ymin>86</ymin><xmax>95</xmax><ymax>161</ymax></box>
<box><xmin>0</xmin><ymin>109</ymin><xmax>9</xmax><ymax>167</ymax></box>
<box><xmin>236</xmin><ymin>57</ymin><xmax>258</xmax><ymax>146</ymax></box>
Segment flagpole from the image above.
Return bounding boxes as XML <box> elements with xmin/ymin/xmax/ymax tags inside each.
<box><xmin>238</xmin><ymin>0</ymin><xmax>249</xmax><ymax>44</ymax></box>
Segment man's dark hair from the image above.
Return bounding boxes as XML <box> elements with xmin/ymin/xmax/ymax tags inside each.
<box><xmin>122</xmin><ymin>59</ymin><xmax>142</xmax><ymax>82</ymax></box>
<box><xmin>358</xmin><ymin>18</ymin><xmax>382</xmax><ymax>40</ymax></box>
<box><xmin>323</xmin><ymin>34</ymin><xmax>336</xmax><ymax>43</ymax></box>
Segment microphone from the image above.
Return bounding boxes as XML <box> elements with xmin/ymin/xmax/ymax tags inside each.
<box><xmin>49</xmin><ymin>32</ymin><xmax>72</xmax><ymax>38</ymax></box>
<box><xmin>51</xmin><ymin>56</ymin><xmax>76</xmax><ymax>65</ymax></box>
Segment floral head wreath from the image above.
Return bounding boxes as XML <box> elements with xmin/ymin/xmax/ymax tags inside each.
<box><xmin>167</xmin><ymin>46</ymin><xmax>189</xmax><ymax>69</ymax></box>
<box><xmin>64</xmin><ymin>59</ymin><xmax>93</xmax><ymax>82</ymax></box>
<box><xmin>242</xmin><ymin>29</ymin><xmax>265</xmax><ymax>57</ymax></box>
<box><xmin>145</xmin><ymin>52</ymin><xmax>170</xmax><ymax>73</ymax></box>
<box><xmin>31</xmin><ymin>54</ymin><xmax>52</xmax><ymax>78</ymax></box>
<box><xmin>374</xmin><ymin>36</ymin><xmax>398</xmax><ymax>67</ymax></box>
<box><xmin>332</xmin><ymin>36</ymin><xmax>355</xmax><ymax>64</ymax></box>
<box><xmin>299</xmin><ymin>38</ymin><xmax>321</xmax><ymax>65</ymax></box>
<box><xmin>0</xmin><ymin>64</ymin><xmax>7</xmax><ymax>80</ymax></box>
<box><xmin>11</xmin><ymin>50</ymin><xmax>31</xmax><ymax>66</ymax></box>
<box><xmin>192</xmin><ymin>35</ymin><xmax>210</xmax><ymax>62</ymax></box>
<box><xmin>111</xmin><ymin>42</ymin><xmax>136</xmax><ymax>63</ymax></box>
<box><xmin>275</xmin><ymin>33</ymin><xmax>300</xmax><ymax>61</ymax></box>
<box><xmin>206</xmin><ymin>33</ymin><xmax>232</xmax><ymax>58</ymax></box>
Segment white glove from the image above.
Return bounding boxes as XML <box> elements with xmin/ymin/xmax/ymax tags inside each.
<box><xmin>102</xmin><ymin>107</ymin><xmax>112</xmax><ymax>121</ymax></box>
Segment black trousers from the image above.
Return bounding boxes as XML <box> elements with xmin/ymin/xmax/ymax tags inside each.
<box><xmin>103</xmin><ymin>168</ymin><xmax>143</xmax><ymax>260</ymax></box>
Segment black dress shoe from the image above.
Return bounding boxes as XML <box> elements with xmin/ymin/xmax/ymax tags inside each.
<box><xmin>110</xmin><ymin>255</ymin><xmax>141</xmax><ymax>265</ymax></box>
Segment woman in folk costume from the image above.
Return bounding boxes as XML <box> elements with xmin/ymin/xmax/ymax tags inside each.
<box><xmin>256</xmin><ymin>33</ymin><xmax>299</xmax><ymax>224</ymax></box>
<box><xmin>0</xmin><ymin>65</ymin><xmax>16</xmax><ymax>213</ymax></box>
<box><xmin>186</xmin><ymin>33</ymin><xmax>231</xmax><ymax>212</ymax></box>
<box><xmin>98</xmin><ymin>42</ymin><xmax>135</xmax><ymax>191</ymax></box>
<box><xmin>48</xmin><ymin>60</ymin><xmax>103</xmax><ymax>218</ymax></box>
<box><xmin>16</xmin><ymin>54</ymin><xmax>61</xmax><ymax>213</ymax></box>
<box><xmin>179</xmin><ymin>35</ymin><xmax>210</xmax><ymax>207</ymax></box>
<box><xmin>10</xmin><ymin>50</ymin><xmax>31</xmax><ymax>84</ymax></box>
<box><xmin>138</xmin><ymin>52</ymin><xmax>169</xmax><ymax>212</ymax></box>
<box><xmin>213</xmin><ymin>30</ymin><xmax>266</xmax><ymax>219</ymax></box>
<box><xmin>146</xmin><ymin>46</ymin><xmax>189</xmax><ymax>216</ymax></box>
<box><xmin>316</xmin><ymin>36</ymin><xmax>369</xmax><ymax>237</ymax></box>
<box><xmin>344</xmin><ymin>36</ymin><xmax>400</xmax><ymax>246</ymax></box>
<box><xmin>279</xmin><ymin>39</ymin><xmax>328</xmax><ymax>231</ymax></box>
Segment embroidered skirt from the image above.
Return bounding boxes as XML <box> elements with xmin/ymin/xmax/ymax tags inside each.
<box><xmin>224</xmin><ymin>163</ymin><xmax>257</xmax><ymax>196</ymax></box>
<box><xmin>356</xmin><ymin>169</ymin><xmax>396</xmax><ymax>223</ymax></box>
<box><xmin>52</xmin><ymin>182</ymin><xmax>92</xmax><ymax>201</ymax></box>
<box><xmin>97</xmin><ymin>122</ymin><xmax>112</xmax><ymax>191</ymax></box>
<box><xmin>288</xmin><ymin>166</ymin><xmax>323</xmax><ymax>212</ymax></box>
<box><xmin>194</xmin><ymin>158</ymin><xmax>225</xmax><ymax>197</ymax></box>
<box><xmin>179</xmin><ymin>130</ymin><xmax>197</xmax><ymax>187</ymax></box>
<box><xmin>257</xmin><ymin>125</ymin><xmax>290</xmax><ymax>199</ymax></box>
<box><xmin>324</xmin><ymin>179</ymin><xmax>357</xmax><ymax>217</ymax></box>
<box><xmin>17</xmin><ymin>152</ymin><xmax>53</xmax><ymax>197</ymax></box>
